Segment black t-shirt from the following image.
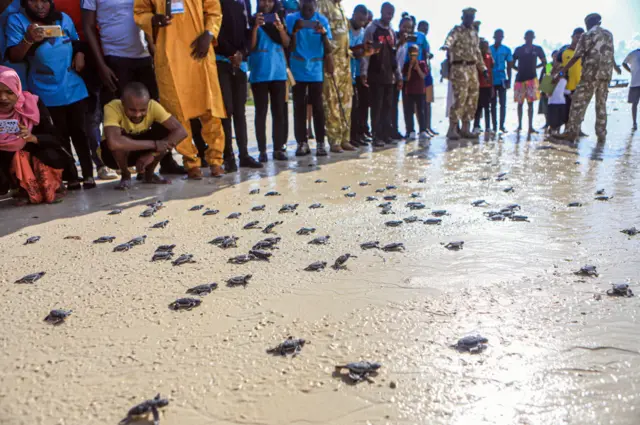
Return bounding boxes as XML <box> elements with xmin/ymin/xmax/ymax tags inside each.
<box><xmin>513</xmin><ymin>44</ymin><xmax>545</xmax><ymax>82</ymax></box>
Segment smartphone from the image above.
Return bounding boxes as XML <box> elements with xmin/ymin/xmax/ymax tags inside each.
<box><xmin>371</xmin><ymin>41</ymin><xmax>383</xmax><ymax>50</ymax></box>
<box><xmin>349</xmin><ymin>44</ymin><xmax>364</xmax><ymax>51</ymax></box>
<box><xmin>165</xmin><ymin>0</ymin><xmax>172</xmax><ymax>17</ymax></box>
<box><xmin>263</xmin><ymin>13</ymin><xmax>276</xmax><ymax>24</ymax></box>
<box><xmin>299</xmin><ymin>20</ymin><xmax>317</xmax><ymax>29</ymax></box>
<box><xmin>39</xmin><ymin>25</ymin><xmax>63</xmax><ymax>38</ymax></box>
<box><xmin>0</xmin><ymin>119</ymin><xmax>20</xmax><ymax>135</ymax></box>
<box><xmin>406</xmin><ymin>34</ymin><xmax>418</xmax><ymax>43</ymax></box>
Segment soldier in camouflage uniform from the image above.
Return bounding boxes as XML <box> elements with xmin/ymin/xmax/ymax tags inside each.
<box><xmin>556</xmin><ymin>13</ymin><xmax>622</xmax><ymax>143</ymax></box>
<box><xmin>317</xmin><ymin>0</ymin><xmax>355</xmax><ymax>153</ymax></box>
<box><xmin>442</xmin><ymin>8</ymin><xmax>488</xmax><ymax>140</ymax></box>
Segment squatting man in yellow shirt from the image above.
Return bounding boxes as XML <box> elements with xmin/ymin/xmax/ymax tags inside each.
<box><xmin>102</xmin><ymin>82</ymin><xmax>188</xmax><ymax>190</ymax></box>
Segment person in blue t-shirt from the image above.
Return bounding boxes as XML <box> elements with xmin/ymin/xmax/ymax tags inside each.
<box><xmin>285</xmin><ymin>0</ymin><xmax>332</xmax><ymax>157</ymax></box>
<box><xmin>249</xmin><ymin>0</ymin><xmax>291</xmax><ymax>162</ymax></box>
<box><xmin>6</xmin><ymin>0</ymin><xmax>94</xmax><ymax>189</ymax></box>
<box><xmin>348</xmin><ymin>4</ymin><xmax>370</xmax><ymax>146</ymax></box>
<box><xmin>418</xmin><ymin>20</ymin><xmax>438</xmax><ymax>136</ymax></box>
<box><xmin>489</xmin><ymin>29</ymin><xmax>514</xmax><ymax>133</ymax></box>
<box><xmin>0</xmin><ymin>0</ymin><xmax>28</xmax><ymax>86</ymax></box>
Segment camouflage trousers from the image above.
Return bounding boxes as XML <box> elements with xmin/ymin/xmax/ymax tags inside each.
<box><xmin>449</xmin><ymin>64</ymin><xmax>479</xmax><ymax>123</ymax></box>
<box><xmin>323</xmin><ymin>47</ymin><xmax>353</xmax><ymax>146</ymax></box>
<box><xmin>566</xmin><ymin>79</ymin><xmax>609</xmax><ymax>139</ymax></box>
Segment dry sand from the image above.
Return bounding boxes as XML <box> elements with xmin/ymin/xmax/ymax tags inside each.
<box><xmin>1</xmin><ymin>88</ymin><xmax>639</xmax><ymax>425</ymax></box>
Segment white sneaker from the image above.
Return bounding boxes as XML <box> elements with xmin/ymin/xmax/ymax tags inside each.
<box><xmin>97</xmin><ymin>166</ymin><xmax>118</xmax><ymax>180</ymax></box>
<box><xmin>419</xmin><ymin>131</ymin><xmax>430</xmax><ymax>141</ymax></box>
<box><xmin>407</xmin><ymin>132</ymin><xmax>417</xmax><ymax>141</ymax></box>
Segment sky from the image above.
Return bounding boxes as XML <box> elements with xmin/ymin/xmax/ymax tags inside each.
<box><xmin>342</xmin><ymin>0</ymin><xmax>640</xmax><ymax>64</ymax></box>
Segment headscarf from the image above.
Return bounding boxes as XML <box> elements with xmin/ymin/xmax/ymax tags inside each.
<box><xmin>0</xmin><ymin>66</ymin><xmax>40</xmax><ymax>152</ymax></box>
<box><xmin>20</xmin><ymin>0</ymin><xmax>62</xmax><ymax>25</ymax></box>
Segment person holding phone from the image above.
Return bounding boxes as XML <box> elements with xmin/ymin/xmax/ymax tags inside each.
<box><xmin>402</xmin><ymin>45</ymin><xmax>428</xmax><ymax>142</ymax></box>
<box><xmin>348</xmin><ymin>4</ymin><xmax>370</xmax><ymax>147</ymax></box>
<box><xmin>286</xmin><ymin>0</ymin><xmax>332</xmax><ymax>157</ymax></box>
<box><xmin>249</xmin><ymin>0</ymin><xmax>290</xmax><ymax>162</ymax></box>
<box><xmin>6</xmin><ymin>0</ymin><xmax>95</xmax><ymax>190</ymax></box>
<box><xmin>0</xmin><ymin>0</ymin><xmax>28</xmax><ymax>86</ymax></box>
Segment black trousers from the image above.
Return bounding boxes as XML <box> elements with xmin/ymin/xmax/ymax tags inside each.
<box><xmin>490</xmin><ymin>84</ymin><xmax>507</xmax><ymax>131</ymax></box>
<box><xmin>217</xmin><ymin>62</ymin><xmax>250</xmax><ymax>160</ymax></box>
<box><xmin>251</xmin><ymin>80</ymin><xmax>287</xmax><ymax>153</ymax></box>
<box><xmin>404</xmin><ymin>93</ymin><xmax>427</xmax><ymax>133</ymax></box>
<box><xmin>293</xmin><ymin>82</ymin><xmax>325</xmax><ymax>145</ymax></box>
<box><xmin>102</xmin><ymin>56</ymin><xmax>159</xmax><ymax>104</ymax></box>
<box><xmin>370</xmin><ymin>83</ymin><xmax>394</xmax><ymax>141</ymax></box>
<box><xmin>392</xmin><ymin>85</ymin><xmax>400</xmax><ymax>135</ymax></box>
<box><xmin>100</xmin><ymin>123</ymin><xmax>170</xmax><ymax>169</ymax></box>
<box><xmin>48</xmin><ymin>99</ymin><xmax>93</xmax><ymax>180</ymax></box>
<box><xmin>350</xmin><ymin>77</ymin><xmax>369</xmax><ymax>140</ymax></box>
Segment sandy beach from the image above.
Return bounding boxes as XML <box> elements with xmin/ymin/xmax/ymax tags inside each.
<box><xmin>1</xmin><ymin>87</ymin><xmax>639</xmax><ymax>425</ymax></box>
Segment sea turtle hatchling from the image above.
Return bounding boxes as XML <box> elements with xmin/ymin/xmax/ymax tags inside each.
<box><xmin>594</xmin><ymin>195</ymin><xmax>611</xmax><ymax>201</ymax></box>
<box><xmin>382</xmin><ymin>242</ymin><xmax>405</xmax><ymax>252</ymax></box>
<box><xmin>208</xmin><ymin>236</ymin><xmax>236</xmax><ymax>246</ymax></box>
<box><xmin>93</xmin><ymin>236</ymin><xmax>116</xmax><ymax>244</ymax></box>
<box><xmin>375</xmin><ymin>188</ymin><xmax>386</xmax><ymax>193</ymax></box>
<box><xmin>360</xmin><ymin>241</ymin><xmax>380</xmax><ymax>250</ymax></box>
<box><xmin>147</xmin><ymin>200</ymin><xmax>164</xmax><ymax>210</ymax></box>
<box><xmin>267</xmin><ymin>336</ymin><xmax>307</xmax><ymax>356</ymax></box>
<box><xmin>249</xmin><ymin>188</ymin><xmax>260</xmax><ymax>195</ymax></box>
<box><xmin>345</xmin><ymin>192</ymin><xmax>356</xmax><ymax>198</ymax></box>
<box><xmin>332</xmin><ymin>254</ymin><xmax>357</xmax><ymax>270</ymax></box>
<box><xmin>452</xmin><ymin>334</ymin><xmax>489</xmax><ymax>353</ymax></box>
<box><xmin>113</xmin><ymin>242</ymin><xmax>133</xmax><ymax>252</ymax></box>
<box><xmin>151</xmin><ymin>251</ymin><xmax>174</xmax><ymax>262</ymax></box>
<box><xmin>380</xmin><ymin>207</ymin><xmax>395</xmax><ymax>215</ymax></box>
<box><xmin>444</xmin><ymin>241</ymin><xmax>464</xmax><ymax>250</ymax></box>
<box><xmin>308</xmin><ymin>236</ymin><xmax>330</xmax><ymax>245</ymax></box>
<box><xmin>251</xmin><ymin>205</ymin><xmax>266</xmax><ymax>212</ymax></box>
<box><xmin>432</xmin><ymin>210</ymin><xmax>449</xmax><ymax>217</ymax></box>
<box><xmin>386</xmin><ymin>185</ymin><xmax>397</xmax><ymax>190</ymax></box>
<box><xmin>607</xmin><ymin>283</ymin><xmax>634</xmax><ymax>297</ymax></box>
<box><xmin>15</xmin><ymin>272</ymin><xmax>46</xmax><ymax>284</ymax></box>
<box><xmin>186</xmin><ymin>283</ymin><xmax>218</xmax><ymax>296</ymax></box>
<box><xmin>169</xmin><ymin>298</ymin><xmax>201</xmax><ymax>310</ymax></box>
<box><xmin>366</xmin><ymin>196</ymin><xmax>378</xmax><ymax>201</ymax></box>
<box><xmin>418</xmin><ymin>177</ymin><xmax>427</xmax><ymax>183</ymax></box>
<box><xmin>248</xmin><ymin>249</ymin><xmax>272</xmax><ymax>261</ymax></box>
<box><xmin>378</xmin><ymin>202</ymin><xmax>392</xmax><ymax>208</ymax></box>
<box><xmin>309</xmin><ymin>203</ymin><xmax>324</xmax><ymax>209</ymax></box>
<box><xmin>471</xmin><ymin>200</ymin><xmax>489</xmax><ymax>207</ymax></box>
<box><xmin>504</xmin><ymin>203</ymin><xmax>521</xmax><ymax>211</ymax></box>
<box><xmin>488</xmin><ymin>214</ymin><xmax>506</xmax><ymax>221</ymax></box>
<box><xmin>385</xmin><ymin>220</ymin><xmax>403</xmax><ymax>227</ymax></box>
<box><xmin>265</xmin><ymin>191</ymin><xmax>281</xmax><ymax>196</ymax></box>
<box><xmin>227</xmin><ymin>274</ymin><xmax>252</xmax><ymax>287</ymax></box>
<box><xmin>575</xmin><ymin>265</ymin><xmax>598</xmax><ymax>277</ymax></box>
<box><xmin>155</xmin><ymin>244</ymin><xmax>176</xmax><ymax>253</ymax></box>
<box><xmin>108</xmin><ymin>209</ymin><xmax>122</xmax><ymax>215</ymax></box>
<box><xmin>621</xmin><ymin>227</ymin><xmax>639</xmax><ymax>236</ymax></box>
<box><xmin>595</xmin><ymin>189</ymin><xmax>606</xmax><ymax>195</ymax></box>
<box><xmin>341</xmin><ymin>186</ymin><xmax>351</xmax><ymax>191</ymax></box>
<box><xmin>24</xmin><ymin>236</ymin><xmax>41</xmax><ymax>245</ymax></box>
<box><xmin>139</xmin><ymin>207</ymin><xmax>156</xmax><ymax>218</ymax></box>
<box><xmin>315</xmin><ymin>179</ymin><xmax>327</xmax><ymax>183</ymax></box>
<box><xmin>297</xmin><ymin>227</ymin><xmax>316</xmax><ymax>236</ymax></box>
<box><xmin>335</xmin><ymin>361</ymin><xmax>382</xmax><ymax>382</ymax></box>
<box><xmin>203</xmin><ymin>209</ymin><xmax>220</xmax><ymax>216</ymax></box>
<box><xmin>243</xmin><ymin>221</ymin><xmax>261</xmax><ymax>230</ymax></box>
<box><xmin>403</xmin><ymin>216</ymin><xmax>420</xmax><ymax>223</ymax></box>
<box><xmin>172</xmin><ymin>254</ymin><xmax>195</xmax><ymax>266</ymax></box>
<box><xmin>503</xmin><ymin>187</ymin><xmax>514</xmax><ymax>193</ymax></box>
<box><xmin>424</xmin><ymin>218</ymin><xmax>442</xmax><ymax>225</ymax></box>
<box><xmin>228</xmin><ymin>254</ymin><xmax>256</xmax><ymax>264</ymax></box>
<box><xmin>568</xmin><ymin>202</ymin><xmax>583</xmax><ymax>207</ymax></box>
<box><xmin>305</xmin><ymin>261</ymin><xmax>327</xmax><ymax>271</ymax></box>
<box><xmin>383</xmin><ymin>195</ymin><xmax>397</xmax><ymax>201</ymax></box>
<box><xmin>128</xmin><ymin>235</ymin><xmax>147</xmax><ymax>246</ymax></box>
<box><xmin>119</xmin><ymin>393</ymin><xmax>169</xmax><ymax>425</ymax></box>
<box><xmin>151</xmin><ymin>220</ymin><xmax>169</xmax><ymax>229</ymax></box>
<box><xmin>227</xmin><ymin>212</ymin><xmax>242</xmax><ymax>219</ymax></box>
<box><xmin>279</xmin><ymin>204</ymin><xmax>299</xmax><ymax>213</ymax></box>
<box><xmin>410</xmin><ymin>192</ymin><xmax>420</xmax><ymax>198</ymax></box>
<box><xmin>407</xmin><ymin>202</ymin><xmax>426</xmax><ymax>210</ymax></box>
<box><xmin>359</xmin><ymin>181</ymin><xmax>370</xmax><ymax>187</ymax></box>
<box><xmin>510</xmin><ymin>215</ymin><xmax>530</xmax><ymax>222</ymax></box>
<box><xmin>44</xmin><ymin>309</ymin><xmax>72</xmax><ymax>325</ymax></box>
<box><xmin>262</xmin><ymin>221</ymin><xmax>284</xmax><ymax>234</ymax></box>
<box><xmin>220</xmin><ymin>237</ymin><xmax>239</xmax><ymax>249</ymax></box>
<box><xmin>252</xmin><ymin>239</ymin><xmax>280</xmax><ymax>250</ymax></box>
<box><xmin>189</xmin><ymin>205</ymin><xmax>205</xmax><ymax>211</ymax></box>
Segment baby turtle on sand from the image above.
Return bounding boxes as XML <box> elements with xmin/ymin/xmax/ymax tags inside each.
<box><xmin>169</xmin><ymin>298</ymin><xmax>201</xmax><ymax>311</ymax></box>
<box><xmin>172</xmin><ymin>254</ymin><xmax>195</xmax><ymax>266</ymax></box>
<box><xmin>243</xmin><ymin>221</ymin><xmax>261</xmax><ymax>230</ymax></box>
<box><xmin>403</xmin><ymin>216</ymin><xmax>420</xmax><ymax>223</ymax></box>
<box><xmin>252</xmin><ymin>238</ymin><xmax>281</xmax><ymax>250</ymax></box>
<box><xmin>279</xmin><ymin>203</ymin><xmax>299</xmax><ymax>213</ymax></box>
<box><xmin>445</xmin><ymin>241</ymin><xmax>464</xmax><ymax>250</ymax></box>
<box><xmin>151</xmin><ymin>220</ymin><xmax>169</xmax><ymax>229</ymax></box>
<box><xmin>504</xmin><ymin>203</ymin><xmax>521</xmax><ymax>211</ymax></box>
<box><xmin>265</xmin><ymin>191</ymin><xmax>281</xmax><ymax>196</ymax></box>
<box><xmin>378</xmin><ymin>202</ymin><xmax>392</xmax><ymax>208</ymax></box>
<box><xmin>189</xmin><ymin>205</ymin><xmax>205</xmax><ymax>211</ymax></box>
<box><xmin>383</xmin><ymin>195</ymin><xmax>397</xmax><ymax>201</ymax></box>
<box><xmin>418</xmin><ymin>177</ymin><xmax>427</xmax><ymax>183</ymax></box>
<box><xmin>410</xmin><ymin>192</ymin><xmax>420</xmax><ymax>198</ymax></box>
<box><xmin>510</xmin><ymin>215</ymin><xmax>530</xmax><ymax>222</ymax></box>
<box><xmin>359</xmin><ymin>181</ymin><xmax>370</xmax><ymax>187</ymax></box>
<box><xmin>140</xmin><ymin>207</ymin><xmax>157</xmax><ymax>218</ymax></box>
<box><xmin>621</xmin><ymin>227</ymin><xmax>639</xmax><ymax>236</ymax></box>
<box><xmin>220</xmin><ymin>237</ymin><xmax>239</xmax><ymax>249</ymax></box>
<box><xmin>333</xmin><ymin>254</ymin><xmax>357</xmax><ymax>270</ymax></box>
<box><xmin>386</xmin><ymin>185</ymin><xmax>397</xmax><ymax>190</ymax></box>
<box><xmin>267</xmin><ymin>337</ymin><xmax>307</xmax><ymax>356</ymax></box>
<box><xmin>568</xmin><ymin>202</ymin><xmax>583</xmax><ymax>207</ymax></box>
<box><xmin>488</xmin><ymin>214</ymin><xmax>506</xmax><ymax>221</ymax></box>
<box><xmin>228</xmin><ymin>254</ymin><xmax>256</xmax><ymax>264</ymax></box>
<box><xmin>595</xmin><ymin>189</ymin><xmax>606</xmax><ymax>195</ymax></box>
<box><xmin>186</xmin><ymin>283</ymin><xmax>218</xmax><ymax>296</ymax></box>
<box><xmin>155</xmin><ymin>244</ymin><xmax>176</xmax><ymax>252</ymax></box>
<box><xmin>209</xmin><ymin>236</ymin><xmax>235</xmax><ymax>245</ymax></box>
<box><xmin>119</xmin><ymin>393</ymin><xmax>169</xmax><ymax>425</ymax></box>
<box><xmin>424</xmin><ymin>218</ymin><xmax>442</xmax><ymax>225</ymax></box>
<box><xmin>227</xmin><ymin>212</ymin><xmax>242</xmax><ymax>219</ymax></box>
<box><xmin>360</xmin><ymin>241</ymin><xmax>380</xmax><ymax>250</ymax></box>
<box><xmin>382</xmin><ymin>242</ymin><xmax>405</xmax><ymax>252</ymax></box>
<box><xmin>315</xmin><ymin>179</ymin><xmax>327</xmax><ymax>183</ymax></box>
<box><xmin>227</xmin><ymin>274</ymin><xmax>252</xmax><ymax>287</ymax></box>
<box><xmin>594</xmin><ymin>195</ymin><xmax>611</xmax><ymax>201</ymax></box>
<box><xmin>309</xmin><ymin>236</ymin><xmax>330</xmax><ymax>245</ymax></box>
<box><xmin>407</xmin><ymin>202</ymin><xmax>426</xmax><ymax>210</ymax></box>
<box><xmin>471</xmin><ymin>200</ymin><xmax>489</xmax><ymax>207</ymax></box>
<box><xmin>503</xmin><ymin>187</ymin><xmax>514</xmax><ymax>193</ymax></box>
<box><xmin>380</xmin><ymin>207</ymin><xmax>395</xmax><ymax>215</ymax></box>
<box><xmin>262</xmin><ymin>221</ymin><xmax>284</xmax><ymax>234</ymax></box>
<box><xmin>297</xmin><ymin>227</ymin><xmax>316</xmax><ymax>235</ymax></box>
<box><xmin>385</xmin><ymin>220</ymin><xmax>403</xmax><ymax>227</ymax></box>
<box><xmin>44</xmin><ymin>309</ymin><xmax>72</xmax><ymax>325</ymax></box>
<box><xmin>335</xmin><ymin>361</ymin><xmax>382</xmax><ymax>383</ymax></box>
<box><xmin>375</xmin><ymin>188</ymin><xmax>386</xmax><ymax>193</ymax></box>
<box><xmin>251</xmin><ymin>205</ymin><xmax>266</xmax><ymax>212</ymax></box>
<box><xmin>113</xmin><ymin>242</ymin><xmax>133</xmax><ymax>252</ymax></box>
<box><xmin>24</xmin><ymin>236</ymin><xmax>41</xmax><ymax>245</ymax></box>
<box><xmin>151</xmin><ymin>251</ymin><xmax>174</xmax><ymax>262</ymax></box>
<box><xmin>128</xmin><ymin>235</ymin><xmax>147</xmax><ymax>246</ymax></box>
<box><xmin>15</xmin><ymin>272</ymin><xmax>45</xmax><ymax>284</ymax></box>
<box><xmin>345</xmin><ymin>192</ymin><xmax>356</xmax><ymax>198</ymax></box>
<box><xmin>147</xmin><ymin>200</ymin><xmax>164</xmax><ymax>210</ymax></box>
<box><xmin>305</xmin><ymin>261</ymin><xmax>327</xmax><ymax>271</ymax></box>
<box><xmin>366</xmin><ymin>196</ymin><xmax>378</xmax><ymax>201</ymax></box>
<box><xmin>249</xmin><ymin>188</ymin><xmax>260</xmax><ymax>195</ymax></box>
<box><xmin>108</xmin><ymin>209</ymin><xmax>122</xmax><ymax>215</ymax></box>
<box><xmin>452</xmin><ymin>334</ymin><xmax>488</xmax><ymax>353</ymax></box>
<box><xmin>203</xmin><ymin>208</ymin><xmax>220</xmax><ymax>216</ymax></box>
<box><xmin>607</xmin><ymin>283</ymin><xmax>634</xmax><ymax>297</ymax></box>
<box><xmin>248</xmin><ymin>249</ymin><xmax>272</xmax><ymax>261</ymax></box>
<box><xmin>432</xmin><ymin>210</ymin><xmax>449</xmax><ymax>217</ymax></box>
<box><xmin>64</xmin><ymin>236</ymin><xmax>81</xmax><ymax>240</ymax></box>
<box><xmin>341</xmin><ymin>186</ymin><xmax>350</xmax><ymax>191</ymax></box>
<box><xmin>309</xmin><ymin>203</ymin><xmax>324</xmax><ymax>209</ymax></box>
<box><xmin>93</xmin><ymin>236</ymin><xmax>116</xmax><ymax>244</ymax></box>
<box><xmin>575</xmin><ymin>265</ymin><xmax>598</xmax><ymax>277</ymax></box>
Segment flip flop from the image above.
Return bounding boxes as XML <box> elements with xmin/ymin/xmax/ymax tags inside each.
<box><xmin>114</xmin><ymin>179</ymin><xmax>132</xmax><ymax>190</ymax></box>
<box><xmin>143</xmin><ymin>174</ymin><xmax>171</xmax><ymax>185</ymax></box>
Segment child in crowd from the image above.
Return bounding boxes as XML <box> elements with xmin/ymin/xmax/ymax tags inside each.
<box><xmin>547</xmin><ymin>61</ymin><xmax>571</xmax><ymax>135</ymax></box>
<box><xmin>474</xmin><ymin>39</ymin><xmax>494</xmax><ymax>134</ymax></box>
<box><xmin>402</xmin><ymin>45</ymin><xmax>429</xmax><ymax>141</ymax></box>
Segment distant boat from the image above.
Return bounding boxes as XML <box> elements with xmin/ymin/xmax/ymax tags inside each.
<box><xmin>609</xmin><ymin>79</ymin><xmax>629</xmax><ymax>88</ymax></box>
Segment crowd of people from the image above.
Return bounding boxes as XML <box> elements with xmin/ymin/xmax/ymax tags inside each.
<box><xmin>0</xmin><ymin>0</ymin><xmax>638</xmax><ymax>206</ymax></box>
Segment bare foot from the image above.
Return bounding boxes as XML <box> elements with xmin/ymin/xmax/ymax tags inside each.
<box><xmin>115</xmin><ymin>178</ymin><xmax>132</xmax><ymax>190</ymax></box>
<box><xmin>143</xmin><ymin>173</ymin><xmax>171</xmax><ymax>185</ymax></box>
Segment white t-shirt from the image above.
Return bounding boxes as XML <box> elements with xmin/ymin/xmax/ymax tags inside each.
<box><xmin>81</xmin><ymin>0</ymin><xmax>149</xmax><ymax>59</ymax></box>
<box><xmin>549</xmin><ymin>78</ymin><xmax>570</xmax><ymax>105</ymax></box>
<box><xmin>623</xmin><ymin>50</ymin><xmax>640</xmax><ymax>88</ymax></box>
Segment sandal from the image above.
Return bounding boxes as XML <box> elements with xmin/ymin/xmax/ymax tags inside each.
<box><xmin>67</xmin><ymin>181</ymin><xmax>82</xmax><ymax>191</ymax></box>
<box><xmin>83</xmin><ymin>178</ymin><xmax>97</xmax><ymax>190</ymax></box>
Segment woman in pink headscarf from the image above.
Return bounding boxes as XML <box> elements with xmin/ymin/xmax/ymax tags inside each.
<box><xmin>0</xmin><ymin>66</ymin><xmax>76</xmax><ymax>205</ymax></box>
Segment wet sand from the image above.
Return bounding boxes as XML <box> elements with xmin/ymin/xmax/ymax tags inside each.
<box><xmin>1</xmin><ymin>88</ymin><xmax>639</xmax><ymax>425</ymax></box>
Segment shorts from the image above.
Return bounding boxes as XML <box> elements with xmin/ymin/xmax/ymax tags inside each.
<box><xmin>100</xmin><ymin>123</ymin><xmax>169</xmax><ymax>170</ymax></box>
<box><xmin>514</xmin><ymin>78</ymin><xmax>540</xmax><ymax>104</ymax></box>
<box><xmin>629</xmin><ymin>86</ymin><xmax>640</xmax><ymax>104</ymax></box>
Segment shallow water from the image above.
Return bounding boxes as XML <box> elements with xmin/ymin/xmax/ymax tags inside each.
<box><xmin>1</xmin><ymin>90</ymin><xmax>639</xmax><ymax>424</ymax></box>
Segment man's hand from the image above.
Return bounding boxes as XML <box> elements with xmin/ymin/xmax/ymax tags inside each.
<box><xmin>397</xmin><ymin>80</ymin><xmax>403</xmax><ymax>91</ymax></box>
<box><xmin>364</xmin><ymin>41</ymin><xmax>379</xmax><ymax>56</ymax></box>
<box><xmin>397</xmin><ymin>32</ymin><xmax>407</xmax><ymax>45</ymax></box>
<box><xmin>482</xmin><ymin>70</ymin><xmax>489</xmax><ymax>81</ymax></box>
<box><xmin>26</xmin><ymin>24</ymin><xmax>44</xmax><ymax>43</ymax></box>
<box><xmin>18</xmin><ymin>124</ymin><xmax>37</xmax><ymax>144</ymax></box>
<box><xmin>151</xmin><ymin>14</ymin><xmax>172</xmax><ymax>28</ymax></box>
<box><xmin>274</xmin><ymin>14</ymin><xmax>284</xmax><ymax>32</ymax></box>
<box><xmin>314</xmin><ymin>22</ymin><xmax>326</xmax><ymax>35</ymax></box>
<box><xmin>254</xmin><ymin>12</ymin><xmax>265</xmax><ymax>28</ymax></box>
<box><xmin>72</xmin><ymin>52</ymin><xmax>85</xmax><ymax>73</ymax></box>
<box><xmin>229</xmin><ymin>51</ymin><xmax>243</xmax><ymax>68</ymax></box>
<box><xmin>98</xmin><ymin>63</ymin><xmax>118</xmax><ymax>92</ymax></box>
<box><xmin>293</xmin><ymin>19</ymin><xmax>303</xmax><ymax>33</ymax></box>
<box><xmin>614</xmin><ymin>64</ymin><xmax>622</xmax><ymax>75</ymax></box>
<box><xmin>191</xmin><ymin>31</ymin><xmax>214</xmax><ymax>60</ymax></box>
<box><xmin>361</xmin><ymin>75</ymin><xmax>368</xmax><ymax>87</ymax></box>
<box><xmin>155</xmin><ymin>140</ymin><xmax>171</xmax><ymax>152</ymax></box>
